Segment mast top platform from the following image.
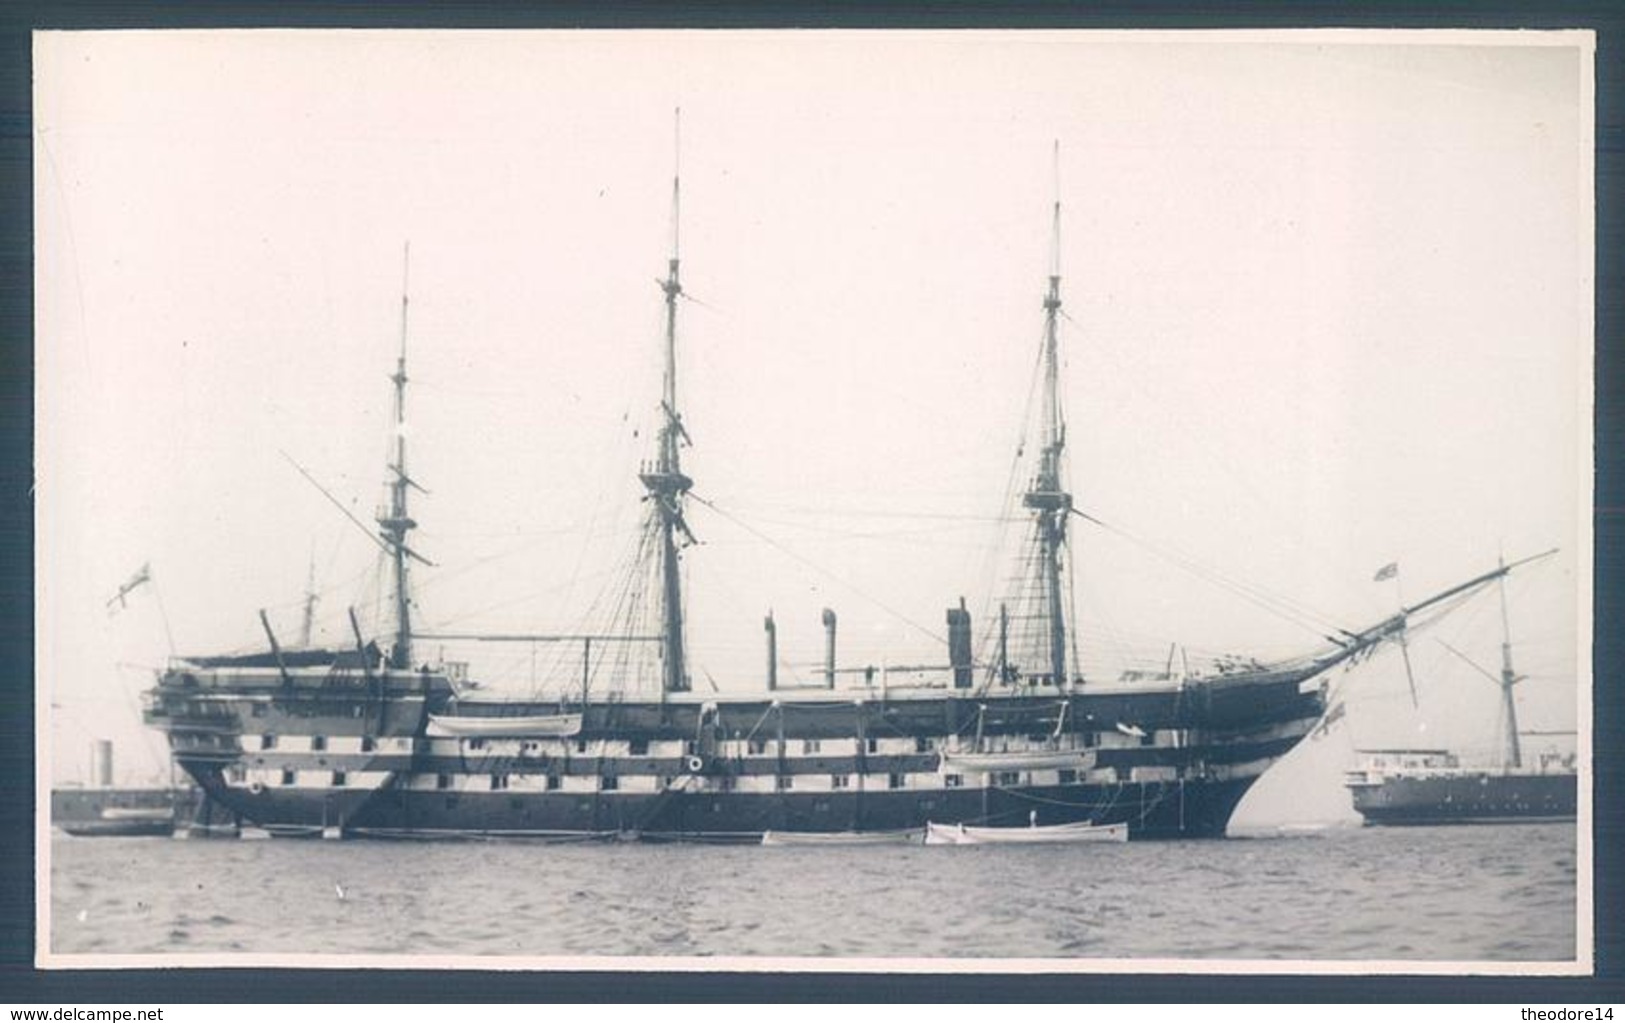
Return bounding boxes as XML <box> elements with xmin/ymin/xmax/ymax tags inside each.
<box><xmin>1023</xmin><ymin>490</ymin><xmax>1072</xmax><ymax>512</ymax></box>
<box><xmin>640</xmin><ymin>469</ymin><xmax>693</xmax><ymax>496</ymax></box>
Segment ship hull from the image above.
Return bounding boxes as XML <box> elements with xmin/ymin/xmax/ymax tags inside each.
<box><xmin>1349</xmin><ymin>771</ymin><xmax>1576</xmax><ymax>826</ymax></box>
<box><xmin>145</xmin><ymin>656</ymin><xmax>1333</xmax><ymax>841</ymax></box>
<box><xmin>182</xmin><ymin>772</ymin><xmax>1256</xmax><ymax>841</ymax></box>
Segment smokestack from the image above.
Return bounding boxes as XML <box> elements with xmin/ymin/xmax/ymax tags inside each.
<box><xmin>91</xmin><ymin>739</ymin><xmax>113</xmax><ymax>789</ymax></box>
<box><xmin>764</xmin><ymin>611</ymin><xmax>778</xmax><ymax>691</ymax></box>
<box><xmin>947</xmin><ymin>597</ymin><xmax>972</xmax><ymax>689</ymax></box>
<box><xmin>998</xmin><ymin>602</ymin><xmax>1011</xmax><ymax>683</ymax></box>
<box><xmin>821</xmin><ymin>608</ymin><xmax>837</xmax><ymax>689</ymax></box>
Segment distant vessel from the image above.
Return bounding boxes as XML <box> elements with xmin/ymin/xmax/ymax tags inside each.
<box><xmin>1344</xmin><ymin>562</ymin><xmax>1576</xmax><ymax>826</ymax></box>
<box><xmin>57</xmin><ymin>805</ymin><xmax>177</xmax><ymax>839</ymax></box>
<box><xmin>1343</xmin><ymin>748</ymin><xmax>1575</xmax><ymax>826</ymax></box>
<box><xmin>51</xmin><ymin>741</ymin><xmax>196</xmax><ymax>838</ymax></box>
<box><xmin>142</xmin><ymin>143</ymin><xmax>1534</xmax><ymax>842</ymax></box>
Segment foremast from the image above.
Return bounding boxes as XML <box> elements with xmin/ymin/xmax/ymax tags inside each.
<box><xmin>377</xmin><ymin>244</ymin><xmax>422</xmax><ymax>670</ymax></box>
<box><xmin>638</xmin><ymin>111</ymin><xmax>695</xmax><ymax>695</ymax></box>
<box><xmin>1020</xmin><ymin>144</ymin><xmax>1074</xmax><ymax>687</ymax></box>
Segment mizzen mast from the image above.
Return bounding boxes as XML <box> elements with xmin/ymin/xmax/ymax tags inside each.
<box><xmin>639</xmin><ymin>110</ymin><xmax>696</xmax><ymax>694</ymax></box>
<box><xmin>1020</xmin><ymin>143</ymin><xmax>1074</xmax><ymax>687</ymax></box>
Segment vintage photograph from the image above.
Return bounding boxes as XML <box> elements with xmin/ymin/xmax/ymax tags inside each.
<box><xmin>35</xmin><ymin>29</ymin><xmax>1590</xmax><ymax>968</ymax></box>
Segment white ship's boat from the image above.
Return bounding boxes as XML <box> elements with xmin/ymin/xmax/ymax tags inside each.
<box><xmin>426</xmin><ymin>712</ymin><xmax>584</xmax><ymax>738</ymax></box>
<box><xmin>761</xmin><ymin>829</ymin><xmax>920</xmax><ymax>846</ymax></box>
<box><xmin>937</xmin><ymin>748</ymin><xmax>1095</xmax><ymax>773</ymax></box>
<box><xmin>924</xmin><ymin>819</ymin><xmax>1127</xmax><ymax>845</ymax></box>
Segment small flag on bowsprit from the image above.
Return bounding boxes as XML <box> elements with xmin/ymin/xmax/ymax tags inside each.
<box><xmin>106</xmin><ymin>562</ymin><xmax>152</xmax><ymax>613</ymax></box>
<box><xmin>1372</xmin><ymin>562</ymin><xmax>1399</xmax><ymax>582</ymax></box>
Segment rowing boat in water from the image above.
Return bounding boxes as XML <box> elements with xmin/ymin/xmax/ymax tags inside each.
<box><xmin>761</xmin><ymin>829</ymin><xmax>920</xmax><ymax>846</ymax></box>
<box><xmin>924</xmin><ymin>819</ymin><xmax>1127</xmax><ymax>845</ymax></box>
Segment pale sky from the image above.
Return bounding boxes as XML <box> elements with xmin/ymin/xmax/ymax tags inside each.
<box><xmin>35</xmin><ymin>31</ymin><xmax>1591</xmax><ymax>825</ymax></box>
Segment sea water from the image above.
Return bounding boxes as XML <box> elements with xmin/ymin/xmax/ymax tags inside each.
<box><xmin>45</xmin><ymin>822</ymin><xmax>1578</xmax><ymax>963</ymax></box>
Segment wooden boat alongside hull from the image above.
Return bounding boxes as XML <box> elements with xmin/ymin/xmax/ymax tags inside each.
<box><xmin>938</xmin><ymin>748</ymin><xmax>1095</xmax><ymax>773</ymax></box>
<box><xmin>924</xmin><ymin>819</ymin><xmax>1127</xmax><ymax>845</ymax></box>
<box><xmin>762</xmin><ymin>829</ymin><xmax>920</xmax><ymax>846</ymax></box>
<box><xmin>426</xmin><ymin>712</ymin><xmax>583</xmax><ymax>738</ymax></box>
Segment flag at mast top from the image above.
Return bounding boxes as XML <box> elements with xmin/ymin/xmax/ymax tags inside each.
<box><xmin>1049</xmin><ymin>139</ymin><xmax>1061</xmax><ymax>280</ymax></box>
<box><xmin>670</xmin><ymin>107</ymin><xmax>681</xmax><ymax>262</ymax></box>
<box><xmin>106</xmin><ymin>562</ymin><xmax>151</xmax><ymax>612</ymax></box>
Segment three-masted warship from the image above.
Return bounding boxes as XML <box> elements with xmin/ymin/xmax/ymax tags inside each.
<box><xmin>143</xmin><ymin>146</ymin><xmax>1536</xmax><ymax>841</ymax></box>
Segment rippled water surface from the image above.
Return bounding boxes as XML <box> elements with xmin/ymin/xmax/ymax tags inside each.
<box><xmin>48</xmin><ymin>823</ymin><xmax>1577</xmax><ymax>962</ymax></box>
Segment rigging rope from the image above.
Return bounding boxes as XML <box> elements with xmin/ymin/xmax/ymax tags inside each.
<box><xmin>1066</xmin><ymin>507</ymin><xmax>1350</xmax><ymax>643</ymax></box>
<box><xmin>973</xmin><ymin>320</ymin><xmax>1052</xmax><ymax>677</ymax></box>
<box><xmin>688</xmin><ymin>491</ymin><xmax>947</xmax><ymax>647</ymax></box>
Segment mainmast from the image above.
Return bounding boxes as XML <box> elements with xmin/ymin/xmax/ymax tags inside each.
<box><xmin>1020</xmin><ymin>143</ymin><xmax>1073</xmax><ymax>687</ymax></box>
<box><xmin>377</xmin><ymin>243</ymin><xmax>420</xmax><ymax>670</ymax></box>
<box><xmin>639</xmin><ymin>110</ymin><xmax>695</xmax><ymax>694</ymax></box>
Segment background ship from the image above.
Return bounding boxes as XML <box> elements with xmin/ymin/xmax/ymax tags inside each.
<box><xmin>51</xmin><ymin>740</ymin><xmax>198</xmax><ymax>838</ymax></box>
<box><xmin>1344</xmin><ymin>564</ymin><xmax>1577</xmax><ymax>826</ymax></box>
<box><xmin>140</xmin><ymin>148</ymin><xmax>1536</xmax><ymax>843</ymax></box>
